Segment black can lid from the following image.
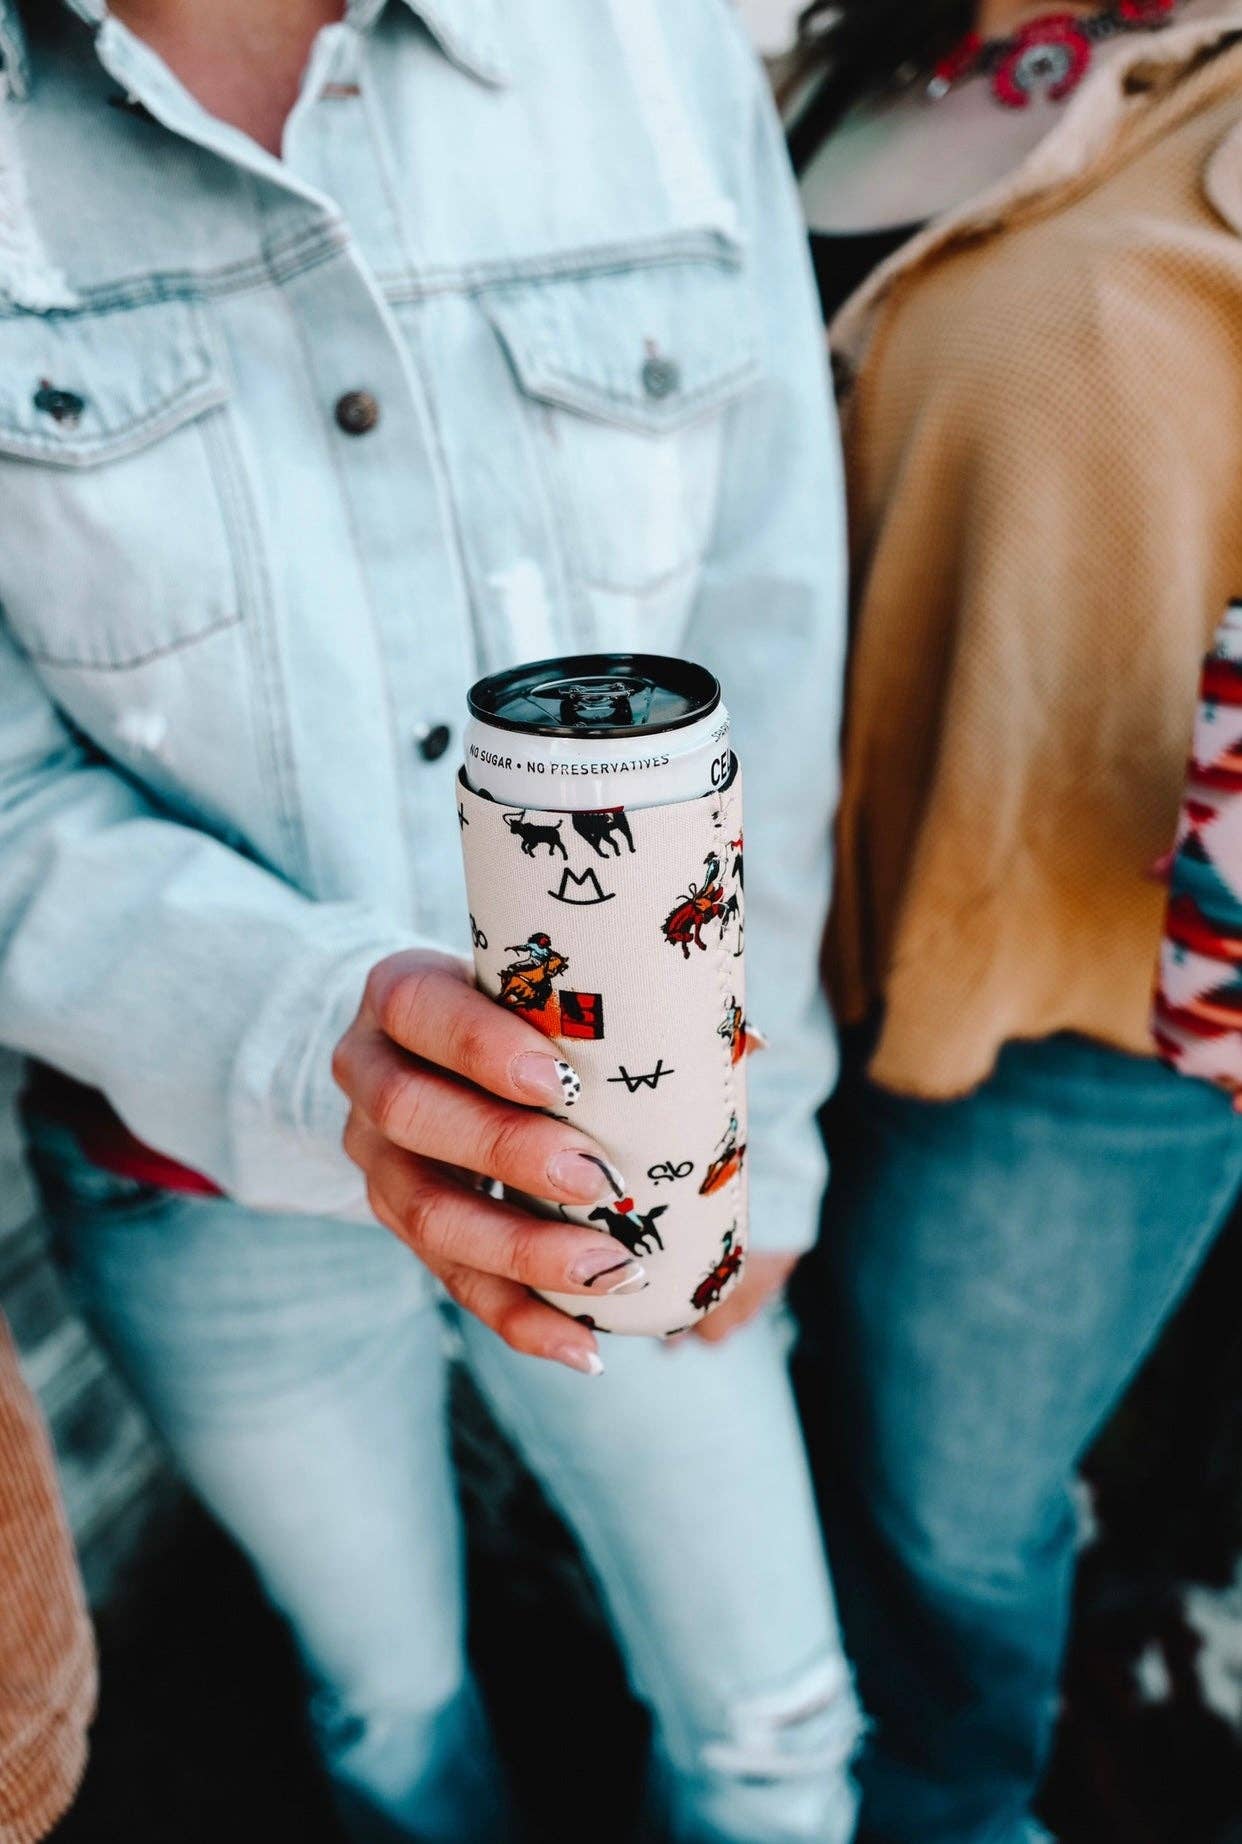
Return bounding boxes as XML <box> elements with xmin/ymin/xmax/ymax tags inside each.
<box><xmin>467</xmin><ymin>653</ymin><xmax>720</xmax><ymax>739</ymax></box>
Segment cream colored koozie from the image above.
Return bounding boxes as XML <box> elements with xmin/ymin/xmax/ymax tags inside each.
<box><xmin>457</xmin><ymin>765</ymin><xmax>757</xmax><ymax>1336</ymax></box>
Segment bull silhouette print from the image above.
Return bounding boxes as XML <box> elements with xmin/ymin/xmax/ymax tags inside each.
<box><xmin>503</xmin><ymin>810</ymin><xmax>567</xmax><ymax>859</ymax></box>
<box><xmin>571</xmin><ymin>809</ymin><xmax>635</xmax><ymax>858</ymax></box>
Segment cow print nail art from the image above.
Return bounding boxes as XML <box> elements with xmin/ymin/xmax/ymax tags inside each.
<box><xmin>556</xmin><ymin>1060</ymin><xmax>582</xmax><ymax>1106</ymax></box>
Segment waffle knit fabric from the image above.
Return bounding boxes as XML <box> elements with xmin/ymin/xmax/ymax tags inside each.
<box><xmin>828</xmin><ymin>11</ymin><xmax>1242</xmax><ymax>1098</ymax></box>
<box><xmin>0</xmin><ymin>1314</ymin><xmax>95</xmax><ymax>1844</ymax></box>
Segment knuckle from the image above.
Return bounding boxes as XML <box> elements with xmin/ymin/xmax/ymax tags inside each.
<box><xmin>363</xmin><ymin>961</ymin><xmax>395</xmax><ymax>1020</ymax></box>
<box><xmin>482</xmin><ymin>1110</ymin><xmax>535</xmax><ymax>1180</ymax></box>
<box><xmin>447</xmin><ymin>1014</ymin><xmax>493</xmax><ymax>1083</ymax></box>
<box><xmin>341</xmin><ymin>1111</ymin><xmax>366</xmax><ymax>1167</ymax></box>
<box><xmin>330</xmin><ymin>1036</ymin><xmax>355</xmax><ymax>1094</ymax></box>
<box><xmin>494</xmin><ymin>1300</ymin><xmax>533</xmax><ymax>1353</ymax></box>
<box><xmin>376</xmin><ymin>965</ymin><xmax>431</xmax><ymax>1047</ymax></box>
<box><xmin>401</xmin><ymin>1180</ymin><xmax>444</xmax><ymax>1251</ymax></box>
<box><xmin>437</xmin><ymin>1263</ymin><xmax>474</xmax><ymax>1310</ymax></box>
<box><xmin>504</xmin><ymin>1218</ymin><xmax>546</xmax><ymax>1284</ymax></box>
<box><xmin>364</xmin><ymin>1175</ymin><xmax>393</xmax><ymax>1229</ymax></box>
<box><xmin>370</xmin><ymin>1064</ymin><xmax>419</xmax><ymax>1141</ymax></box>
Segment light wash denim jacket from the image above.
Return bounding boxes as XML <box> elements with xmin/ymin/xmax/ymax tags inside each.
<box><xmin>0</xmin><ymin>0</ymin><xmax>845</xmax><ymax>1250</ymax></box>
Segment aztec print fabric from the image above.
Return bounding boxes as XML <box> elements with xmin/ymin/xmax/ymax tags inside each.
<box><xmin>1154</xmin><ymin>603</ymin><xmax>1242</xmax><ymax>1099</ymax></box>
<box><xmin>457</xmin><ymin>766</ymin><xmax>755</xmax><ymax>1336</ymax></box>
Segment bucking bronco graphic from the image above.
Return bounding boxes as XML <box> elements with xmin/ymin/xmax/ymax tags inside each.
<box><xmin>691</xmin><ymin>1225</ymin><xmax>745</xmax><ymax>1313</ymax></box>
<box><xmin>662</xmin><ymin>852</ymin><xmax>726</xmax><ymax>958</ymax></box>
<box><xmin>497</xmin><ymin>933</ymin><xmax>604</xmax><ymax>1040</ymax></box>
<box><xmin>718</xmin><ymin>996</ymin><xmax>765</xmax><ymax>1065</ymax></box>
<box><xmin>720</xmin><ymin>833</ymin><xmax>745</xmax><ymax>955</ymax></box>
<box><xmin>698</xmin><ymin>1111</ymin><xmax>746</xmax><ymax>1196</ymax></box>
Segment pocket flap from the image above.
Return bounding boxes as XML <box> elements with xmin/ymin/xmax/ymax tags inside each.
<box><xmin>0</xmin><ymin>296</ymin><xmax>228</xmax><ymax>466</ymax></box>
<box><xmin>481</xmin><ymin>260</ymin><xmax>761</xmax><ymax>435</ymax></box>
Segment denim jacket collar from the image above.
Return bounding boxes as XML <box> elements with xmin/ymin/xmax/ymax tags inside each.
<box><xmin>357</xmin><ymin>0</ymin><xmax>509</xmax><ymax>84</ymax></box>
<box><xmin>0</xmin><ymin>0</ymin><xmax>510</xmax><ymax>100</ymax></box>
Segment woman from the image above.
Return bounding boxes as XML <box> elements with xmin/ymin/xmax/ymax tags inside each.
<box><xmin>788</xmin><ymin>3</ymin><xmax>1242</xmax><ymax>1840</ymax></box>
<box><xmin>0</xmin><ymin>0</ymin><xmax>861</xmax><ymax>1837</ymax></box>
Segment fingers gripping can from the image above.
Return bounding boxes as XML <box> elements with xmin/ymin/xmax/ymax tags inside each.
<box><xmin>463</xmin><ymin>653</ymin><xmax>731</xmax><ymax>811</ymax></box>
<box><xmin>457</xmin><ymin>654</ymin><xmax>753</xmax><ymax>1338</ymax></box>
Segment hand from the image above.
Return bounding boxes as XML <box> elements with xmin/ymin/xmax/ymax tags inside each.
<box><xmin>333</xmin><ymin>949</ymin><xmax>642</xmax><ymax>1376</ymax></box>
<box><xmin>691</xmin><ymin>1250</ymin><xmax>799</xmax><ymax>1345</ymax></box>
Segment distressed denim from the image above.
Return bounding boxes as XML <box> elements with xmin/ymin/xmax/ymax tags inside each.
<box><xmin>0</xmin><ymin>0</ymin><xmax>844</xmax><ymax>1255</ymax></box>
<box><xmin>33</xmin><ymin>1117</ymin><xmax>862</xmax><ymax>1844</ymax></box>
<box><xmin>1</xmin><ymin>2</ymin><xmax>856</xmax><ymax>1836</ymax></box>
<box><xmin>804</xmin><ymin>1033</ymin><xmax>1242</xmax><ymax>1844</ymax></box>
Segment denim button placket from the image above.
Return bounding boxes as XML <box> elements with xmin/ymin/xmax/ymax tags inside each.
<box><xmin>641</xmin><ymin>354</ymin><xmax>680</xmax><ymax>400</ymax></box>
<box><xmin>416</xmin><ymin>723</ymin><xmax>452</xmax><ymax>762</ymax></box>
<box><xmin>335</xmin><ymin>389</ymin><xmax>381</xmax><ymax>435</ymax></box>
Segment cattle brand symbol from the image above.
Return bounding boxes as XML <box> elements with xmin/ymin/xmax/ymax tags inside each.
<box><xmin>548</xmin><ymin>865</ymin><xmax>614</xmax><ymax>906</ymax></box>
<box><xmin>647</xmin><ymin>1159</ymin><xmax>693</xmax><ymax>1185</ymax></box>
<box><xmin>608</xmin><ymin>1059</ymin><xmax>674</xmax><ymax>1093</ymax></box>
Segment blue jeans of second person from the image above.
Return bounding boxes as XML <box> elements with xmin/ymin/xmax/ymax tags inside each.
<box><xmin>802</xmin><ymin>1032</ymin><xmax>1242</xmax><ymax>1844</ymax></box>
<box><xmin>31</xmin><ymin>1118</ymin><xmax>861</xmax><ymax>1844</ymax></box>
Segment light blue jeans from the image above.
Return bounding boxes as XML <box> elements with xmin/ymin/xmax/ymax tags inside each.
<box><xmin>31</xmin><ymin>1119</ymin><xmax>860</xmax><ymax>1844</ymax></box>
<box><xmin>806</xmin><ymin>1033</ymin><xmax>1242</xmax><ymax>1844</ymax></box>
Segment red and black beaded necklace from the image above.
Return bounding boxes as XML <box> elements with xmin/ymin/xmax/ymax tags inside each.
<box><xmin>928</xmin><ymin>0</ymin><xmax>1180</xmax><ymax>107</ymax></box>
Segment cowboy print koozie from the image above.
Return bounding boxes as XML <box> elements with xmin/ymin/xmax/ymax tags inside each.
<box><xmin>1153</xmin><ymin>601</ymin><xmax>1242</xmax><ymax>1099</ymax></box>
<box><xmin>456</xmin><ymin>764</ymin><xmax>755</xmax><ymax>1335</ymax></box>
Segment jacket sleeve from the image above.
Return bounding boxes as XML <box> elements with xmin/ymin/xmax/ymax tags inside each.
<box><xmin>0</xmin><ymin>622</ymin><xmax>415</xmax><ymax>1215</ymax></box>
<box><xmin>682</xmin><ymin>29</ymin><xmax>846</xmax><ymax>1255</ymax></box>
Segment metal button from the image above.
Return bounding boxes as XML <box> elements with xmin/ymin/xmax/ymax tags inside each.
<box><xmin>33</xmin><ymin>379</ymin><xmax>86</xmax><ymax>427</ymax></box>
<box><xmin>416</xmin><ymin>722</ymin><xmax>452</xmax><ymax>762</ymax></box>
<box><xmin>334</xmin><ymin>389</ymin><xmax>380</xmax><ymax>436</ymax></box>
<box><xmin>641</xmin><ymin>354</ymin><xmax>681</xmax><ymax>400</ymax></box>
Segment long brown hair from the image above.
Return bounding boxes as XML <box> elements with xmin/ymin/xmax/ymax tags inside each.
<box><xmin>787</xmin><ymin>1</ymin><xmax>974</xmax><ymax>170</ymax></box>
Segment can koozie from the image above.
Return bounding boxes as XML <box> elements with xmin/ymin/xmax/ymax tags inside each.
<box><xmin>1153</xmin><ymin>601</ymin><xmax>1242</xmax><ymax>1100</ymax></box>
<box><xmin>457</xmin><ymin>764</ymin><xmax>755</xmax><ymax>1335</ymax></box>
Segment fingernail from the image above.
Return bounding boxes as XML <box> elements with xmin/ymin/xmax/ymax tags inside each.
<box><xmin>547</xmin><ymin>1150</ymin><xmax>616</xmax><ymax>1201</ymax></box>
<box><xmin>570</xmin><ymin>1252</ymin><xmax>648</xmax><ymax>1294</ymax></box>
<box><xmin>558</xmin><ymin>1347</ymin><xmax>605</xmax><ymax>1377</ymax></box>
<box><xmin>513</xmin><ymin>1053</ymin><xmax>581</xmax><ymax>1107</ymax></box>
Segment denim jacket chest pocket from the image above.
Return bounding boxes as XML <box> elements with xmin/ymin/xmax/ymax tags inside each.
<box><xmin>0</xmin><ymin>297</ymin><xmax>296</xmax><ymax>867</ymax></box>
<box><xmin>481</xmin><ymin>257</ymin><xmax>761</xmax><ymax>605</ymax></box>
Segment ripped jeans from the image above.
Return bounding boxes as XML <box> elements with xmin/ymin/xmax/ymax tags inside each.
<box><xmin>33</xmin><ymin>1118</ymin><xmax>861</xmax><ymax>1844</ymax></box>
<box><xmin>807</xmin><ymin>1033</ymin><xmax>1242</xmax><ymax>1844</ymax></box>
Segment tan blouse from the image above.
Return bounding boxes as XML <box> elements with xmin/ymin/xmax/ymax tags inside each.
<box><xmin>827</xmin><ymin>12</ymin><xmax>1242</xmax><ymax>1098</ymax></box>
